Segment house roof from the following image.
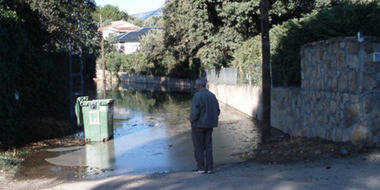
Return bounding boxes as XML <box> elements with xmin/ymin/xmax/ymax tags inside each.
<box><xmin>98</xmin><ymin>20</ymin><xmax>140</xmax><ymax>32</ymax></box>
<box><xmin>115</xmin><ymin>27</ymin><xmax>162</xmax><ymax>43</ymax></box>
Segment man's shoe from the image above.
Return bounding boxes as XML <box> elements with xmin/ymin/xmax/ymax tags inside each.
<box><xmin>192</xmin><ymin>169</ymin><xmax>206</xmax><ymax>174</ymax></box>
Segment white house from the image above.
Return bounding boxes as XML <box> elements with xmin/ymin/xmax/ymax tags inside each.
<box><xmin>113</xmin><ymin>27</ymin><xmax>161</xmax><ymax>54</ymax></box>
<box><xmin>98</xmin><ymin>20</ymin><xmax>140</xmax><ymax>39</ymax></box>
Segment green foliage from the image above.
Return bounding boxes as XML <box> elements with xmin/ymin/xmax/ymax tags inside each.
<box><xmin>0</xmin><ymin>0</ymin><xmax>99</xmax><ymax>148</ymax></box>
<box><xmin>161</xmin><ymin>52</ymin><xmax>177</xmax><ymax>76</ymax></box>
<box><xmin>105</xmin><ymin>52</ymin><xmax>153</xmax><ymax>75</ymax></box>
<box><xmin>140</xmin><ymin>30</ymin><xmax>165</xmax><ymax>62</ymax></box>
<box><xmin>124</xmin><ymin>52</ymin><xmax>154</xmax><ymax>74</ymax></box>
<box><xmin>139</xmin><ymin>29</ymin><xmax>178</xmax><ymax>76</ymax></box>
<box><xmin>229</xmin><ymin>0</ymin><xmax>380</xmax><ymax>87</ymax></box>
<box><xmin>93</xmin><ymin>4</ymin><xmax>128</xmax><ymax>23</ymax></box>
<box><xmin>0</xmin><ymin>3</ymin><xmax>29</xmax><ymax>146</ymax></box>
<box><xmin>105</xmin><ymin>52</ymin><xmax>123</xmax><ymax>73</ymax></box>
<box><xmin>231</xmin><ymin>36</ymin><xmax>263</xmax><ymax>86</ymax></box>
<box><xmin>128</xmin><ymin>16</ymin><xmax>144</xmax><ymax>27</ymax></box>
<box><xmin>271</xmin><ymin>0</ymin><xmax>380</xmax><ymax>86</ymax></box>
<box><xmin>231</xmin><ymin>24</ymin><xmax>284</xmax><ymax>86</ymax></box>
<box><xmin>10</xmin><ymin>0</ymin><xmax>100</xmax><ymax>53</ymax></box>
<box><xmin>162</xmin><ymin>0</ymin><xmax>329</xmax><ymax>77</ymax></box>
<box><xmin>140</xmin><ymin>30</ymin><xmax>171</xmax><ymax>75</ymax></box>
<box><xmin>143</xmin><ymin>16</ymin><xmax>164</xmax><ymax>27</ymax></box>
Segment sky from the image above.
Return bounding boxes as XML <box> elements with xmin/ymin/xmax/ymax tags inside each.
<box><xmin>94</xmin><ymin>0</ymin><xmax>166</xmax><ymax>15</ymax></box>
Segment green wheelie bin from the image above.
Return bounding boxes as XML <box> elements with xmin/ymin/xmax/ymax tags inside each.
<box><xmin>76</xmin><ymin>97</ymin><xmax>114</xmax><ymax>142</ymax></box>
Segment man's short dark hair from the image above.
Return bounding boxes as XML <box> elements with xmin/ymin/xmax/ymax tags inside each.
<box><xmin>195</xmin><ymin>78</ymin><xmax>207</xmax><ymax>87</ymax></box>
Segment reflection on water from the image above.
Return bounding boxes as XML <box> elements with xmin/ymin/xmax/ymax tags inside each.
<box><xmin>15</xmin><ymin>82</ymin><xmax>260</xmax><ymax>180</ymax></box>
<box><xmin>85</xmin><ymin>142</ymin><xmax>115</xmax><ymax>170</ymax></box>
<box><xmin>109</xmin><ymin>86</ymin><xmax>192</xmax><ymax>115</ymax></box>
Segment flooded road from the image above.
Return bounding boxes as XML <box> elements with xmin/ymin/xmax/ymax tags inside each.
<box><xmin>15</xmin><ymin>82</ymin><xmax>260</xmax><ymax>180</ymax></box>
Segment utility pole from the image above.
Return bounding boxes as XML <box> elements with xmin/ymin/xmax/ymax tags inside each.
<box><xmin>260</xmin><ymin>0</ymin><xmax>271</xmax><ymax>142</ymax></box>
<box><xmin>100</xmin><ymin>15</ymin><xmax>106</xmax><ymax>98</ymax></box>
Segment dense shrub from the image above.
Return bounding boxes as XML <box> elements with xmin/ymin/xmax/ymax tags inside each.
<box><xmin>125</xmin><ymin>52</ymin><xmax>154</xmax><ymax>74</ymax></box>
<box><xmin>141</xmin><ymin>30</ymin><xmax>171</xmax><ymax>76</ymax></box>
<box><xmin>0</xmin><ymin>4</ymin><xmax>74</xmax><ymax>148</ymax></box>
<box><xmin>271</xmin><ymin>0</ymin><xmax>380</xmax><ymax>86</ymax></box>
<box><xmin>0</xmin><ymin>1</ymin><xmax>98</xmax><ymax>148</ymax></box>
<box><xmin>231</xmin><ymin>36</ymin><xmax>262</xmax><ymax>85</ymax></box>
<box><xmin>0</xmin><ymin>4</ymin><xmax>29</xmax><ymax>147</ymax></box>
<box><xmin>231</xmin><ymin>23</ymin><xmax>286</xmax><ymax>86</ymax></box>
<box><xmin>105</xmin><ymin>52</ymin><xmax>123</xmax><ymax>73</ymax></box>
<box><xmin>105</xmin><ymin>52</ymin><xmax>154</xmax><ymax>75</ymax></box>
<box><xmin>231</xmin><ymin>0</ymin><xmax>380</xmax><ymax>87</ymax></box>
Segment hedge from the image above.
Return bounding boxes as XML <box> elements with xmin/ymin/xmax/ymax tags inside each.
<box><xmin>232</xmin><ymin>0</ymin><xmax>380</xmax><ymax>87</ymax></box>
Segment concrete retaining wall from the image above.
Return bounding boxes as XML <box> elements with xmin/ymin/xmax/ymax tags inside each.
<box><xmin>208</xmin><ymin>84</ymin><xmax>262</xmax><ymax>119</ymax></box>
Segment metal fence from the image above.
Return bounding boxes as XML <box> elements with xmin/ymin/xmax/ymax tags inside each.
<box><xmin>205</xmin><ymin>67</ymin><xmax>238</xmax><ymax>85</ymax></box>
<box><xmin>205</xmin><ymin>67</ymin><xmax>260</xmax><ymax>86</ymax></box>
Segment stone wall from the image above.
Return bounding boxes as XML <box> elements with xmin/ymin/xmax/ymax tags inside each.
<box><xmin>209</xmin><ymin>37</ymin><xmax>379</xmax><ymax>146</ymax></box>
<box><xmin>271</xmin><ymin>37</ymin><xmax>380</xmax><ymax>147</ymax></box>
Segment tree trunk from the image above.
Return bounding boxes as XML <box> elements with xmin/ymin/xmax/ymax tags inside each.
<box><xmin>260</xmin><ymin>0</ymin><xmax>271</xmax><ymax>143</ymax></box>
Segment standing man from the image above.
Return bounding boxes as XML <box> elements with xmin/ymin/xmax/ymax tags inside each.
<box><xmin>190</xmin><ymin>78</ymin><xmax>220</xmax><ymax>174</ymax></box>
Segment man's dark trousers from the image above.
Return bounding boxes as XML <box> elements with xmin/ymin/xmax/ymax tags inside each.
<box><xmin>191</xmin><ymin>127</ymin><xmax>213</xmax><ymax>171</ymax></box>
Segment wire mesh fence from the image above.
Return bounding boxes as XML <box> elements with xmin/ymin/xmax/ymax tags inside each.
<box><xmin>205</xmin><ymin>67</ymin><xmax>261</xmax><ymax>86</ymax></box>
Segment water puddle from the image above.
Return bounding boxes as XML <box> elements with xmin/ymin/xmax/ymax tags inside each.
<box><xmin>15</xmin><ymin>84</ymin><xmax>260</xmax><ymax>181</ymax></box>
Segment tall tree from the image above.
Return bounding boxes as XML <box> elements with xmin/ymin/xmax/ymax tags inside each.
<box><xmin>143</xmin><ymin>16</ymin><xmax>164</xmax><ymax>27</ymax></box>
<box><xmin>93</xmin><ymin>4</ymin><xmax>128</xmax><ymax>24</ymax></box>
<box><xmin>163</xmin><ymin>0</ymin><xmax>328</xmax><ymax>74</ymax></box>
<box><xmin>6</xmin><ymin>0</ymin><xmax>99</xmax><ymax>53</ymax></box>
<box><xmin>128</xmin><ymin>16</ymin><xmax>144</xmax><ymax>27</ymax></box>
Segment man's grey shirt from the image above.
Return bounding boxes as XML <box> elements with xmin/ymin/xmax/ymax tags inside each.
<box><xmin>190</xmin><ymin>88</ymin><xmax>220</xmax><ymax>128</ymax></box>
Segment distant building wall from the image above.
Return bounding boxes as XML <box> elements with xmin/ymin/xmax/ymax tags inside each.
<box><xmin>114</xmin><ymin>42</ymin><xmax>140</xmax><ymax>54</ymax></box>
<box><xmin>209</xmin><ymin>37</ymin><xmax>380</xmax><ymax>147</ymax></box>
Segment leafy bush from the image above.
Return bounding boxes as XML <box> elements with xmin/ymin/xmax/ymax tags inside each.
<box><xmin>231</xmin><ymin>24</ymin><xmax>285</xmax><ymax>86</ymax></box>
<box><xmin>140</xmin><ymin>29</ymin><xmax>183</xmax><ymax>76</ymax></box>
<box><xmin>271</xmin><ymin>0</ymin><xmax>380</xmax><ymax>86</ymax></box>
<box><xmin>231</xmin><ymin>36</ymin><xmax>262</xmax><ymax>86</ymax></box>
<box><xmin>105</xmin><ymin>52</ymin><xmax>123</xmax><ymax>73</ymax></box>
<box><xmin>231</xmin><ymin>0</ymin><xmax>380</xmax><ymax>87</ymax></box>
<box><xmin>105</xmin><ymin>52</ymin><xmax>153</xmax><ymax>75</ymax></box>
<box><xmin>125</xmin><ymin>52</ymin><xmax>153</xmax><ymax>74</ymax></box>
<box><xmin>0</xmin><ymin>7</ymin><xmax>72</xmax><ymax>147</ymax></box>
<box><xmin>0</xmin><ymin>1</ymin><xmax>97</xmax><ymax>148</ymax></box>
<box><xmin>0</xmin><ymin>4</ymin><xmax>29</xmax><ymax>147</ymax></box>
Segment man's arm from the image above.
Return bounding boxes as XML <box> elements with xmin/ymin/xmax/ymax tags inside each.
<box><xmin>217</xmin><ymin>100</ymin><xmax>220</xmax><ymax>116</ymax></box>
<box><xmin>190</xmin><ymin>94</ymin><xmax>200</xmax><ymax>125</ymax></box>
